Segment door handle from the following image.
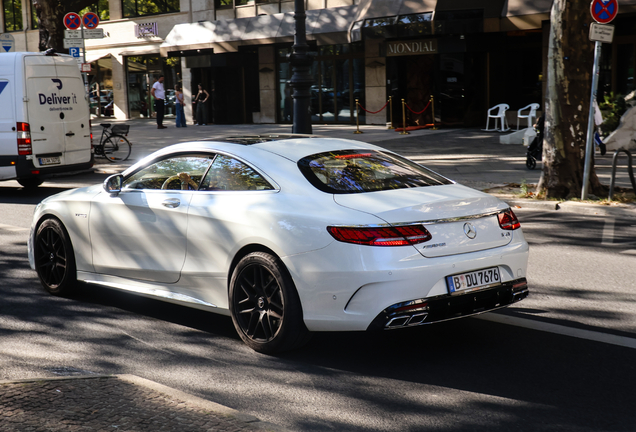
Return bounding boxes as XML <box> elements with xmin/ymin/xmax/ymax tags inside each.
<box><xmin>162</xmin><ymin>198</ymin><xmax>181</xmax><ymax>208</ymax></box>
<box><xmin>65</xmin><ymin>132</ymin><xmax>75</xmax><ymax>137</ymax></box>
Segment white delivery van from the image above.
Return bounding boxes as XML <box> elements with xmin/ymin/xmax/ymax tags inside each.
<box><xmin>0</xmin><ymin>51</ymin><xmax>93</xmax><ymax>188</ymax></box>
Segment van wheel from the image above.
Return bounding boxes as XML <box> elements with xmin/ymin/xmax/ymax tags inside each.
<box><xmin>18</xmin><ymin>178</ymin><xmax>43</xmax><ymax>188</ymax></box>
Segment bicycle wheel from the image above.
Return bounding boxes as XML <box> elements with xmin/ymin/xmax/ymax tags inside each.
<box><xmin>103</xmin><ymin>135</ymin><xmax>131</xmax><ymax>162</ymax></box>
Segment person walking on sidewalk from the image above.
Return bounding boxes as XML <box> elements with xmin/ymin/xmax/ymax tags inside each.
<box><xmin>151</xmin><ymin>75</ymin><xmax>167</xmax><ymax>129</ymax></box>
<box><xmin>193</xmin><ymin>84</ymin><xmax>209</xmax><ymax>125</ymax></box>
<box><xmin>175</xmin><ymin>85</ymin><xmax>187</xmax><ymax>128</ymax></box>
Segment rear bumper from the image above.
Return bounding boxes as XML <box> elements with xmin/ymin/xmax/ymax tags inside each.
<box><xmin>367</xmin><ymin>278</ymin><xmax>529</xmax><ymax>331</ymax></box>
<box><xmin>15</xmin><ymin>155</ymin><xmax>94</xmax><ymax>179</ymax></box>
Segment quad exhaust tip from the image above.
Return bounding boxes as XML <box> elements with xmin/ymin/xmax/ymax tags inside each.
<box><xmin>385</xmin><ymin>312</ymin><xmax>429</xmax><ymax>329</ymax></box>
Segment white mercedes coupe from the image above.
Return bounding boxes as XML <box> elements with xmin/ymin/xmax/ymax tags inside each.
<box><xmin>28</xmin><ymin>136</ymin><xmax>529</xmax><ymax>353</ymax></box>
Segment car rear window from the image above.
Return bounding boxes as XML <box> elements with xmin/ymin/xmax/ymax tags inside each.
<box><xmin>297</xmin><ymin>150</ymin><xmax>452</xmax><ymax>194</ymax></box>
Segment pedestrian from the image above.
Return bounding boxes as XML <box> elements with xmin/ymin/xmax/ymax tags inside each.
<box><xmin>193</xmin><ymin>83</ymin><xmax>209</xmax><ymax>125</ymax></box>
<box><xmin>151</xmin><ymin>75</ymin><xmax>167</xmax><ymax>129</ymax></box>
<box><xmin>175</xmin><ymin>85</ymin><xmax>187</xmax><ymax>128</ymax></box>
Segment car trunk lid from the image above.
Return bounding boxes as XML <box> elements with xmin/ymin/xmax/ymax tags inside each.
<box><xmin>333</xmin><ymin>184</ymin><xmax>512</xmax><ymax>258</ymax></box>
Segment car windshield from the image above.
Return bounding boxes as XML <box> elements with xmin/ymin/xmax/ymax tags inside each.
<box><xmin>297</xmin><ymin>150</ymin><xmax>452</xmax><ymax>194</ymax></box>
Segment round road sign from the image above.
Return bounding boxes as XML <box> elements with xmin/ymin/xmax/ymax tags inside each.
<box><xmin>590</xmin><ymin>0</ymin><xmax>618</xmax><ymax>24</ymax></box>
<box><xmin>82</xmin><ymin>12</ymin><xmax>100</xmax><ymax>29</ymax></box>
<box><xmin>63</xmin><ymin>12</ymin><xmax>81</xmax><ymax>30</ymax></box>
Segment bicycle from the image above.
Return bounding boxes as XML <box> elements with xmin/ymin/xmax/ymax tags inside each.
<box><xmin>94</xmin><ymin>123</ymin><xmax>132</xmax><ymax>162</ymax></box>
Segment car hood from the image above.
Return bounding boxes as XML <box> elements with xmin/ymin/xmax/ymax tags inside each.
<box><xmin>40</xmin><ymin>183</ymin><xmax>103</xmax><ymax>205</ymax></box>
<box><xmin>333</xmin><ymin>184</ymin><xmax>513</xmax><ymax>258</ymax></box>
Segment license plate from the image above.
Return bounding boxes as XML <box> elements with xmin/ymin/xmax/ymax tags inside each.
<box><xmin>39</xmin><ymin>157</ymin><xmax>60</xmax><ymax>165</ymax></box>
<box><xmin>446</xmin><ymin>267</ymin><xmax>501</xmax><ymax>294</ymax></box>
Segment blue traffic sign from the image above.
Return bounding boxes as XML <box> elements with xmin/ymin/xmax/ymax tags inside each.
<box><xmin>69</xmin><ymin>47</ymin><xmax>80</xmax><ymax>57</ymax></box>
<box><xmin>590</xmin><ymin>0</ymin><xmax>618</xmax><ymax>24</ymax></box>
<box><xmin>82</xmin><ymin>12</ymin><xmax>100</xmax><ymax>30</ymax></box>
<box><xmin>64</xmin><ymin>12</ymin><xmax>81</xmax><ymax>30</ymax></box>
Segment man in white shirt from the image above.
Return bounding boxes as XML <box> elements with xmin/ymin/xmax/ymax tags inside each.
<box><xmin>151</xmin><ymin>75</ymin><xmax>167</xmax><ymax>129</ymax></box>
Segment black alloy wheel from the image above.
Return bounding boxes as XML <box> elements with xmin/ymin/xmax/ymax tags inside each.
<box><xmin>34</xmin><ymin>218</ymin><xmax>76</xmax><ymax>295</ymax></box>
<box><xmin>229</xmin><ymin>252</ymin><xmax>310</xmax><ymax>354</ymax></box>
<box><xmin>526</xmin><ymin>155</ymin><xmax>537</xmax><ymax>170</ymax></box>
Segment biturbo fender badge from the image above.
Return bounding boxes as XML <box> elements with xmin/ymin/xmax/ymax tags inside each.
<box><xmin>463</xmin><ymin>222</ymin><xmax>477</xmax><ymax>239</ymax></box>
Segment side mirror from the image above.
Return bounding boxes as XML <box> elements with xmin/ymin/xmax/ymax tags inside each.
<box><xmin>103</xmin><ymin>174</ymin><xmax>123</xmax><ymax>195</ymax></box>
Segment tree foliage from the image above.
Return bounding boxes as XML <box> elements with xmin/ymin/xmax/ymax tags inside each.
<box><xmin>537</xmin><ymin>0</ymin><xmax>606</xmax><ymax>199</ymax></box>
<box><xmin>33</xmin><ymin>0</ymin><xmax>100</xmax><ymax>53</ymax></box>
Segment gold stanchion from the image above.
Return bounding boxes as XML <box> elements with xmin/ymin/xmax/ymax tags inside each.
<box><xmin>431</xmin><ymin>95</ymin><xmax>438</xmax><ymax>130</ymax></box>
<box><xmin>354</xmin><ymin>99</ymin><xmax>363</xmax><ymax>134</ymax></box>
<box><xmin>399</xmin><ymin>98</ymin><xmax>409</xmax><ymax>135</ymax></box>
<box><xmin>388</xmin><ymin>96</ymin><xmax>394</xmax><ymax>129</ymax></box>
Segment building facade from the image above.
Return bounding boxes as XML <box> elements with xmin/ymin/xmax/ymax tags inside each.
<box><xmin>1</xmin><ymin>0</ymin><xmax>636</xmax><ymax>126</ymax></box>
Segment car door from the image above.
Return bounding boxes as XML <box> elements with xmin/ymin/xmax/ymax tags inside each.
<box><xmin>89</xmin><ymin>154</ymin><xmax>214</xmax><ymax>284</ymax></box>
<box><xmin>182</xmin><ymin>154</ymin><xmax>278</xmax><ymax>308</ymax></box>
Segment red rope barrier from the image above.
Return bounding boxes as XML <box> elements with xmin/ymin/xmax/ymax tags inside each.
<box><xmin>405</xmin><ymin>100</ymin><xmax>432</xmax><ymax>115</ymax></box>
<box><xmin>358</xmin><ymin>100</ymin><xmax>389</xmax><ymax>114</ymax></box>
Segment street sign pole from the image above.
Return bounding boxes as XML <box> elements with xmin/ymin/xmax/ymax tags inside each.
<box><xmin>582</xmin><ymin>0</ymin><xmax>618</xmax><ymax>200</ymax></box>
<box><xmin>581</xmin><ymin>41</ymin><xmax>602</xmax><ymax>200</ymax></box>
<box><xmin>82</xmin><ymin>22</ymin><xmax>89</xmax><ymax>96</ymax></box>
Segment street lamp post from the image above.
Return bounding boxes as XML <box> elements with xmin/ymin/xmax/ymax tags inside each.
<box><xmin>288</xmin><ymin>0</ymin><xmax>313</xmax><ymax>134</ymax></box>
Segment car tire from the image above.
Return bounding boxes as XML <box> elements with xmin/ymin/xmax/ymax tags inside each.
<box><xmin>229</xmin><ymin>252</ymin><xmax>310</xmax><ymax>354</ymax></box>
<box><xmin>18</xmin><ymin>177</ymin><xmax>43</xmax><ymax>188</ymax></box>
<box><xmin>34</xmin><ymin>218</ymin><xmax>77</xmax><ymax>296</ymax></box>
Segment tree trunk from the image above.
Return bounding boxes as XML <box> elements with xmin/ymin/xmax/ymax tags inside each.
<box><xmin>537</xmin><ymin>0</ymin><xmax>607</xmax><ymax>199</ymax></box>
<box><xmin>33</xmin><ymin>0</ymin><xmax>96</xmax><ymax>53</ymax></box>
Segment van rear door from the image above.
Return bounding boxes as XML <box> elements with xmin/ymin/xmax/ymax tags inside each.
<box><xmin>24</xmin><ymin>55</ymin><xmax>91</xmax><ymax>169</ymax></box>
<box><xmin>25</xmin><ymin>55</ymin><xmax>65</xmax><ymax>167</ymax></box>
<box><xmin>54</xmin><ymin>57</ymin><xmax>91</xmax><ymax>165</ymax></box>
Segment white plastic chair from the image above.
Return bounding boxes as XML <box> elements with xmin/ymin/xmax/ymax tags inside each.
<box><xmin>484</xmin><ymin>104</ymin><xmax>510</xmax><ymax>132</ymax></box>
<box><xmin>517</xmin><ymin>103</ymin><xmax>540</xmax><ymax>130</ymax></box>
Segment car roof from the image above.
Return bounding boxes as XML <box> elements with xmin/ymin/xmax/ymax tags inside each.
<box><xmin>136</xmin><ymin>136</ymin><xmax>386</xmax><ymax>166</ymax></box>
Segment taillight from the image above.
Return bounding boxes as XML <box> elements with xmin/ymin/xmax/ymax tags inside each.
<box><xmin>327</xmin><ymin>225</ymin><xmax>432</xmax><ymax>246</ymax></box>
<box><xmin>89</xmin><ymin>119</ymin><xmax>93</xmax><ymax>149</ymax></box>
<box><xmin>498</xmin><ymin>209</ymin><xmax>521</xmax><ymax>230</ymax></box>
<box><xmin>17</xmin><ymin>122</ymin><xmax>32</xmax><ymax>155</ymax></box>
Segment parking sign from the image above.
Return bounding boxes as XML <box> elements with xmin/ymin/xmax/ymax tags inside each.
<box><xmin>69</xmin><ymin>47</ymin><xmax>80</xmax><ymax>58</ymax></box>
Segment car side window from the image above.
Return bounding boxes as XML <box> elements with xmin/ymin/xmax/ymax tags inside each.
<box><xmin>199</xmin><ymin>154</ymin><xmax>274</xmax><ymax>191</ymax></box>
<box><xmin>122</xmin><ymin>156</ymin><xmax>214</xmax><ymax>191</ymax></box>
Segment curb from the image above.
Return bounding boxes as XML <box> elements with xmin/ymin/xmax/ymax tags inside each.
<box><xmin>494</xmin><ymin>196</ymin><xmax>636</xmax><ymax>217</ymax></box>
<box><xmin>0</xmin><ymin>374</ymin><xmax>289</xmax><ymax>432</ymax></box>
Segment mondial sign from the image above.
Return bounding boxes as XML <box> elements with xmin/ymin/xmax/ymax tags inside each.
<box><xmin>386</xmin><ymin>39</ymin><xmax>438</xmax><ymax>56</ymax></box>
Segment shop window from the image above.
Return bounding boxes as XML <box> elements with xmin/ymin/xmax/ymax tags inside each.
<box><xmin>278</xmin><ymin>43</ymin><xmax>364</xmax><ymax>125</ymax></box>
<box><xmin>617</xmin><ymin>44</ymin><xmax>635</xmax><ymax>95</ymax></box>
<box><xmin>363</xmin><ymin>17</ymin><xmax>397</xmax><ymax>39</ymax></box>
<box><xmin>3</xmin><ymin>0</ymin><xmax>22</xmax><ymax>32</ymax></box>
<box><xmin>123</xmin><ymin>0</ymin><xmax>179</xmax><ymax>18</ymax></box>
<box><xmin>215</xmin><ymin>0</ymin><xmax>251</xmax><ymax>8</ymax></box>
<box><xmin>434</xmin><ymin>10</ymin><xmax>482</xmax><ymax>35</ymax></box>
<box><xmin>126</xmin><ymin>55</ymin><xmax>182</xmax><ymax>119</ymax></box>
<box><xmin>397</xmin><ymin>13</ymin><xmax>433</xmax><ymax>37</ymax></box>
<box><xmin>80</xmin><ymin>0</ymin><xmax>110</xmax><ymax>20</ymax></box>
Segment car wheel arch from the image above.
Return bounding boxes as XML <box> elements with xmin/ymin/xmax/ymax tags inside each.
<box><xmin>227</xmin><ymin>244</ymin><xmax>284</xmax><ymax>292</ymax></box>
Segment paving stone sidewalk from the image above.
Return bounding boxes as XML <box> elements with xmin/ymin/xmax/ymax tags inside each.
<box><xmin>0</xmin><ymin>375</ymin><xmax>279</xmax><ymax>432</ymax></box>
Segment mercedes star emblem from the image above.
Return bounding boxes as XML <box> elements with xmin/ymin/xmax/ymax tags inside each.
<box><xmin>463</xmin><ymin>222</ymin><xmax>477</xmax><ymax>239</ymax></box>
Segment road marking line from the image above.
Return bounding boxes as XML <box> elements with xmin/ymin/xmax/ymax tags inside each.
<box><xmin>602</xmin><ymin>218</ymin><xmax>615</xmax><ymax>245</ymax></box>
<box><xmin>0</xmin><ymin>223</ymin><xmax>29</xmax><ymax>232</ymax></box>
<box><xmin>479</xmin><ymin>313</ymin><xmax>636</xmax><ymax>349</ymax></box>
<box><xmin>620</xmin><ymin>249</ymin><xmax>636</xmax><ymax>255</ymax></box>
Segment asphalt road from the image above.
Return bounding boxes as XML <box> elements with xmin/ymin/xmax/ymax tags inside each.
<box><xmin>0</xmin><ymin>176</ymin><xmax>635</xmax><ymax>431</ymax></box>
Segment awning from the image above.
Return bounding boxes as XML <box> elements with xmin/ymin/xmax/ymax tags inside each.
<box><xmin>160</xmin><ymin>5</ymin><xmax>357</xmax><ymax>57</ymax></box>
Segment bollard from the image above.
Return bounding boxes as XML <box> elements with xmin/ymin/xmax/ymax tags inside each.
<box><xmin>388</xmin><ymin>96</ymin><xmax>394</xmax><ymax>129</ymax></box>
<box><xmin>354</xmin><ymin>99</ymin><xmax>363</xmax><ymax>134</ymax></box>
<box><xmin>399</xmin><ymin>99</ymin><xmax>409</xmax><ymax>135</ymax></box>
<box><xmin>431</xmin><ymin>95</ymin><xmax>438</xmax><ymax>130</ymax></box>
